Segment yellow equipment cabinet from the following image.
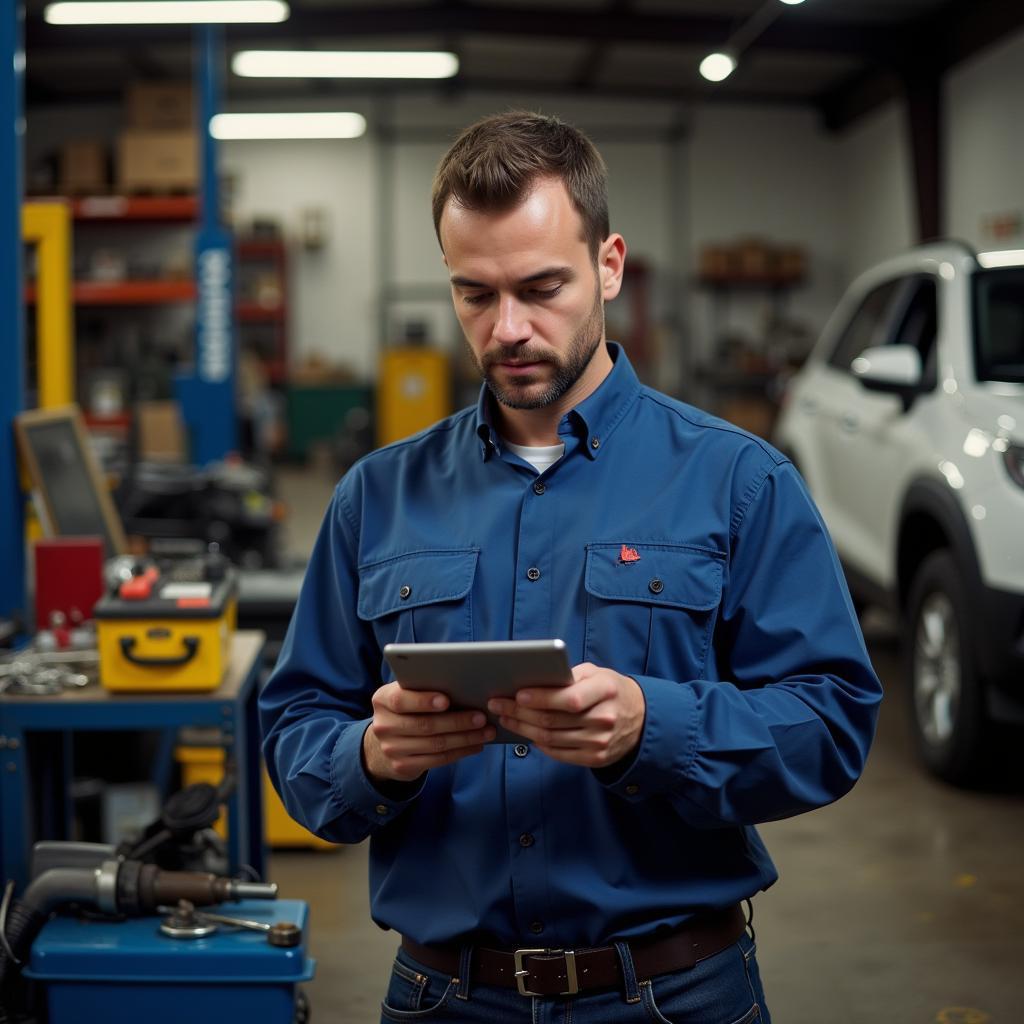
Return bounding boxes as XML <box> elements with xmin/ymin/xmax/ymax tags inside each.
<box><xmin>95</xmin><ymin>567</ymin><xmax>237</xmax><ymax>692</ymax></box>
<box><xmin>377</xmin><ymin>346</ymin><xmax>451</xmax><ymax>447</ymax></box>
<box><xmin>176</xmin><ymin>745</ymin><xmax>335</xmax><ymax>850</ymax></box>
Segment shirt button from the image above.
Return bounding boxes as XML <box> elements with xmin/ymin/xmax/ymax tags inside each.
<box><xmin>532</xmin><ymin>481</ymin><xmax>546</xmax><ymax>495</ymax></box>
<box><xmin>519</xmin><ymin>833</ymin><xmax>535</xmax><ymax>848</ymax></box>
<box><xmin>648</xmin><ymin>579</ymin><xmax>664</xmax><ymax>595</ymax></box>
<box><xmin>526</xmin><ymin>567</ymin><xmax>541</xmax><ymax>581</ymax></box>
<box><xmin>590</xmin><ymin>437</ymin><xmax>601</xmax><ymax>450</ymax></box>
<box><xmin>399</xmin><ymin>585</ymin><xmax>412</xmax><ymax>599</ymax></box>
<box><xmin>529</xmin><ymin>921</ymin><xmax>545</xmax><ymax>935</ymax></box>
<box><xmin>625</xmin><ymin>784</ymin><xmax>640</xmax><ymax>796</ymax></box>
<box><xmin>514</xmin><ymin>744</ymin><xmax>529</xmax><ymax>758</ymax></box>
<box><xmin>376</xmin><ymin>804</ymin><xmax>389</xmax><ymax>815</ymax></box>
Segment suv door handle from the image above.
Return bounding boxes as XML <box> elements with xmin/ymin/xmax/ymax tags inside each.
<box><xmin>840</xmin><ymin>413</ymin><xmax>860</xmax><ymax>434</ymax></box>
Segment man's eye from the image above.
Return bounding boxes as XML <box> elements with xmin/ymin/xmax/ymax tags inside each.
<box><xmin>463</xmin><ymin>293</ymin><xmax>491</xmax><ymax>306</ymax></box>
<box><xmin>530</xmin><ymin>286</ymin><xmax>562</xmax><ymax>300</ymax></box>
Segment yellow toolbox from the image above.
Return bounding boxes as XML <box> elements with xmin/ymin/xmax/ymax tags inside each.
<box><xmin>94</xmin><ymin>564</ymin><xmax>237</xmax><ymax>692</ymax></box>
<box><xmin>176</xmin><ymin>744</ymin><xmax>336</xmax><ymax>850</ymax></box>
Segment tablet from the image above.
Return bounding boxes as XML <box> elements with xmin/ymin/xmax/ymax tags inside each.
<box><xmin>382</xmin><ymin>639</ymin><xmax>572</xmax><ymax>744</ymax></box>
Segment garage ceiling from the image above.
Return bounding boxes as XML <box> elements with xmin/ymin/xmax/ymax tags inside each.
<box><xmin>21</xmin><ymin>0</ymin><xmax>1024</xmax><ymax>129</ymax></box>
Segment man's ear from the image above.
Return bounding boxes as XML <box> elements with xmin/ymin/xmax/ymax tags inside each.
<box><xmin>598</xmin><ymin>234</ymin><xmax>627</xmax><ymax>301</ymax></box>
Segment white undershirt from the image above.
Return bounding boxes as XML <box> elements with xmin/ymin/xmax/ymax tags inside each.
<box><xmin>503</xmin><ymin>439</ymin><xmax>566</xmax><ymax>474</ymax></box>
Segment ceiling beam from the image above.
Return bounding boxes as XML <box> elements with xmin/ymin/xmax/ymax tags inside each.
<box><xmin>818</xmin><ymin>0</ymin><xmax>1024</xmax><ymax>132</ymax></box>
<box><xmin>24</xmin><ymin>74</ymin><xmax>809</xmax><ymax>108</ymax></box>
<box><xmin>573</xmin><ymin>0</ymin><xmax>633</xmax><ymax>91</ymax></box>
<box><xmin>25</xmin><ymin>2</ymin><xmax>885</xmax><ymax>55</ymax></box>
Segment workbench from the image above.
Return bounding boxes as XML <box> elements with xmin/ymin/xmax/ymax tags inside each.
<box><xmin>0</xmin><ymin>630</ymin><xmax>267</xmax><ymax>889</ymax></box>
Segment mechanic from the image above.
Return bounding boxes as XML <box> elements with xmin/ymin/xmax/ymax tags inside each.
<box><xmin>259</xmin><ymin>111</ymin><xmax>883</xmax><ymax>1023</ymax></box>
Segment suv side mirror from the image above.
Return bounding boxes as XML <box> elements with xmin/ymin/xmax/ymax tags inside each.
<box><xmin>851</xmin><ymin>344</ymin><xmax>924</xmax><ymax>411</ymax></box>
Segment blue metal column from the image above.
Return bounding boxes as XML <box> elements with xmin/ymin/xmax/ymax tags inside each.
<box><xmin>0</xmin><ymin>2</ymin><xmax>26</xmax><ymax>629</ymax></box>
<box><xmin>176</xmin><ymin>24</ymin><xmax>237</xmax><ymax>465</ymax></box>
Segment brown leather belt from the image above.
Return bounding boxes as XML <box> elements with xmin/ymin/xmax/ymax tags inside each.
<box><xmin>401</xmin><ymin>904</ymin><xmax>746</xmax><ymax>998</ymax></box>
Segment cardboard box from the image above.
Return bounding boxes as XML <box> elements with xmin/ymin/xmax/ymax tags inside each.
<box><xmin>117</xmin><ymin>130</ymin><xmax>198</xmax><ymax>193</ymax></box>
<box><xmin>136</xmin><ymin>400</ymin><xmax>187</xmax><ymax>462</ymax></box>
<box><xmin>124</xmin><ymin>81</ymin><xmax>194</xmax><ymax>129</ymax></box>
<box><xmin>60</xmin><ymin>139</ymin><xmax>109</xmax><ymax>195</ymax></box>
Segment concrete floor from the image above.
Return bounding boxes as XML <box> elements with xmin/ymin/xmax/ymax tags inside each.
<box><xmin>269</xmin><ymin>466</ymin><xmax>1024</xmax><ymax>1023</ymax></box>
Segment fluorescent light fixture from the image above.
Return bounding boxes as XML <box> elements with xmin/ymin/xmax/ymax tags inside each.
<box><xmin>233</xmin><ymin>50</ymin><xmax>459</xmax><ymax>79</ymax></box>
<box><xmin>699</xmin><ymin>52</ymin><xmax>736</xmax><ymax>83</ymax></box>
<box><xmin>978</xmin><ymin>249</ymin><xmax>1024</xmax><ymax>268</ymax></box>
<box><xmin>779</xmin><ymin>0</ymin><xmax>806</xmax><ymax>5</ymax></box>
<box><xmin>45</xmin><ymin>1</ymin><xmax>288</xmax><ymax>24</ymax></box>
<box><xmin>210</xmin><ymin>112</ymin><xmax>367</xmax><ymax>140</ymax></box>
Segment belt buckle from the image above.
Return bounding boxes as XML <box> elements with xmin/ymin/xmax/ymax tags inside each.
<box><xmin>513</xmin><ymin>948</ymin><xmax>579</xmax><ymax>997</ymax></box>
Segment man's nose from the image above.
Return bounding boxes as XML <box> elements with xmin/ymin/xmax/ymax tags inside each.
<box><xmin>493</xmin><ymin>294</ymin><xmax>532</xmax><ymax>344</ymax></box>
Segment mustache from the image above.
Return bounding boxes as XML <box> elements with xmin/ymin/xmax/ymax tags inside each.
<box><xmin>480</xmin><ymin>349</ymin><xmax>550</xmax><ymax>371</ymax></box>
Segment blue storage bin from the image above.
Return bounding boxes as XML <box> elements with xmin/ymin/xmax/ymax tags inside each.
<box><xmin>24</xmin><ymin>899</ymin><xmax>315</xmax><ymax>1024</ymax></box>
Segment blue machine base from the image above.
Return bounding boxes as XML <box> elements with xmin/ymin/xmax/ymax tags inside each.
<box><xmin>25</xmin><ymin>899</ymin><xmax>315</xmax><ymax>1024</ymax></box>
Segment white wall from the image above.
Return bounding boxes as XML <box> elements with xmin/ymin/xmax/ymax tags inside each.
<box><xmin>945</xmin><ymin>27</ymin><xmax>1024</xmax><ymax>250</ymax></box>
<box><xmin>835</xmin><ymin>100</ymin><xmax>915</xmax><ymax>280</ymax></box>
<box><xmin>222</xmin><ymin>136</ymin><xmax>379</xmax><ymax>379</ymax></box>
<box><xmin>687</xmin><ymin>104</ymin><xmax>846</xmax><ymax>372</ymax></box>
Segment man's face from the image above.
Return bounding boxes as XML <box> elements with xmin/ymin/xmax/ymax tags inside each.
<box><xmin>440</xmin><ymin>176</ymin><xmax>624</xmax><ymax>412</ymax></box>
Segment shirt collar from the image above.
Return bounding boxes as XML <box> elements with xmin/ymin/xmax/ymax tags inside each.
<box><xmin>474</xmin><ymin>342</ymin><xmax>642</xmax><ymax>461</ymax></box>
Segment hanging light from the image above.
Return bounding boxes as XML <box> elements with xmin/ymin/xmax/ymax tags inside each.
<box><xmin>699</xmin><ymin>52</ymin><xmax>736</xmax><ymax>83</ymax></box>
<box><xmin>210</xmin><ymin>112</ymin><xmax>367</xmax><ymax>140</ymax></box>
<box><xmin>232</xmin><ymin>50</ymin><xmax>459</xmax><ymax>79</ymax></box>
<box><xmin>45</xmin><ymin>1</ymin><xmax>288</xmax><ymax>24</ymax></box>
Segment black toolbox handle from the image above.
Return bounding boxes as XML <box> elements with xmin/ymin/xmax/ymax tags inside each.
<box><xmin>119</xmin><ymin>635</ymin><xmax>200</xmax><ymax>667</ymax></box>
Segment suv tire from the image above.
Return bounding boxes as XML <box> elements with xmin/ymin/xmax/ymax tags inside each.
<box><xmin>906</xmin><ymin>550</ymin><xmax>989</xmax><ymax>784</ymax></box>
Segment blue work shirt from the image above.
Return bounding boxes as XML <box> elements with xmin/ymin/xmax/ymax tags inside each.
<box><xmin>259</xmin><ymin>343</ymin><xmax>882</xmax><ymax>948</ymax></box>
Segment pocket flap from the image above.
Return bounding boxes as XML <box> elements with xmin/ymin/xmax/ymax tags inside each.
<box><xmin>357</xmin><ymin>548</ymin><xmax>479</xmax><ymax>621</ymax></box>
<box><xmin>584</xmin><ymin>543</ymin><xmax>723</xmax><ymax>611</ymax></box>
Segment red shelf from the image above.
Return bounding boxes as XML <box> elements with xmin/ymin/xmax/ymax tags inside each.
<box><xmin>697</xmin><ymin>272</ymin><xmax>804</xmax><ymax>288</ymax></box>
<box><xmin>236</xmin><ymin>302</ymin><xmax>284</xmax><ymax>323</ymax></box>
<box><xmin>25</xmin><ymin>280</ymin><xmax>197</xmax><ymax>305</ymax></box>
<box><xmin>237</xmin><ymin>239</ymin><xmax>284</xmax><ymax>257</ymax></box>
<box><xmin>24</xmin><ymin>194</ymin><xmax>199</xmax><ymax>221</ymax></box>
<box><xmin>72</xmin><ymin>195</ymin><xmax>198</xmax><ymax>221</ymax></box>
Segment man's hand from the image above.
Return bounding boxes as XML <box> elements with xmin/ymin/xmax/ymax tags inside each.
<box><xmin>363</xmin><ymin>681</ymin><xmax>496</xmax><ymax>784</ymax></box>
<box><xmin>487</xmin><ymin>663</ymin><xmax>646</xmax><ymax>768</ymax></box>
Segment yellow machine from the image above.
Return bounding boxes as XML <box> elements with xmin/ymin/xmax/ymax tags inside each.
<box><xmin>377</xmin><ymin>346</ymin><xmax>451</xmax><ymax>447</ymax></box>
<box><xmin>95</xmin><ymin>565</ymin><xmax>237</xmax><ymax>692</ymax></box>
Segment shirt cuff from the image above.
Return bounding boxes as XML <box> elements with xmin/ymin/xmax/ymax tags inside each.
<box><xmin>331</xmin><ymin>719</ymin><xmax>426</xmax><ymax>826</ymax></box>
<box><xmin>595</xmin><ymin>674</ymin><xmax>699</xmax><ymax>801</ymax></box>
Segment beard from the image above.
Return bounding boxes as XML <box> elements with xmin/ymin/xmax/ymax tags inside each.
<box><xmin>470</xmin><ymin>291</ymin><xmax>605</xmax><ymax>411</ymax></box>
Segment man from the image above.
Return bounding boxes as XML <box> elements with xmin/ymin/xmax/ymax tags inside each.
<box><xmin>259</xmin><ymin>111</ymin><xmax>882</xmax><ymax>1022</ymax></box>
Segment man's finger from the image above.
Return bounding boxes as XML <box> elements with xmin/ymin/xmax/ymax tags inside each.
<box><xmin>374</xmin><ymin>681</ymin><xmax>450</xmax><ymax>714</ymax></box>
<box><xmin>511</xmin><ymin>677</ymin><xmax>611</xmax><ymax>713</ymax></box>
<box><xmin>379</xmin><ymin>724</ymin><xmax>496</xmax><ymax>757</ymax></box>
<box><xmin>498</xmin><ymin>715</ymin><xmax>605</xmax><ymax>750</ymax></box>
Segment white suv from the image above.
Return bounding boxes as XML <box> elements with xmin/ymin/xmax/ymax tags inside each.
<box><xmin>774</xmin><ymin>242</ymin><xmax>1024</xmax><ymax>784</ymax></box>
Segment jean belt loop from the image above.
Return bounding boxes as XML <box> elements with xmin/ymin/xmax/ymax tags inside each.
<box><xmin>614</xmin><ymin>940</ymin><xmax>642</xmax><ymax>1005</ymax></box>
<box><xmin>455</xmin><ymin>944</ymin><xmax>473</xmax><ymax>1001</ymax></box>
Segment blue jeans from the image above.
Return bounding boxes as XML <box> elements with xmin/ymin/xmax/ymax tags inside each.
<box><xmin>379</xmin><ymin>931</ymin><xmax>770</xmax><ymax>1023</ymax></box>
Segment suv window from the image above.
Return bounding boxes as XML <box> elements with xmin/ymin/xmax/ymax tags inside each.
<box><xmin>891</xmin><ymin>276</ymin><xmax>939</xmax><ymax>390</ymax></box>
<box><xmin>828</xmin><ymin>278</ymin><xmax>903</xmax><ymax>371</ymax></box>
<box><xmin>973</xmin><ymin>268</ymin><xmax>1024</xmax><ymax>383</ymax></box>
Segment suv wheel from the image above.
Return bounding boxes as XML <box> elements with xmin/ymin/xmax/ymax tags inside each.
<box><xmin>906</xmin><ymin>550</ymin><xmax>988</xmax><ymax>784</ymax></box>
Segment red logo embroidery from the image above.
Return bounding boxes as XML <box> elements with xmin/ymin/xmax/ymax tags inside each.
<box><xmin>619</xmin><ymin>545</ymin><xmax>641</xmax><ymax>564</ymax></box>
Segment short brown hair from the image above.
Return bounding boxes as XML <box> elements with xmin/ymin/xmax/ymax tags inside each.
<box><xmin>431</xmin><ymin>111</ymin><xmax>609</xmax><ymax>257</ymax></box>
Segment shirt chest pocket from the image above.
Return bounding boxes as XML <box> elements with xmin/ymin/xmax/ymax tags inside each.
<box><xmin>583</xmin><ymin>543</ymin><xmax>724</xmax><ymax>679</ymax></box>
<box><xmin>357</xmin><ymin>548</ymin><xmax>479</xmax><ymax>649</ymax></box>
